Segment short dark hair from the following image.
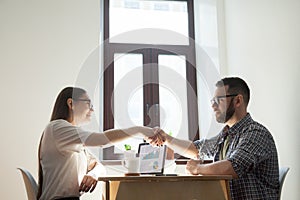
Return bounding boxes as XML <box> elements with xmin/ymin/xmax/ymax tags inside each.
<box><xmin>216</xmin><ymin>77</ymin><xmax>250</xmax><ymax>105</ymax></box>
<box><xmin>50</xmin><ymin>87</ymin><xmax>86</xmax><ymax>121</ymax></box>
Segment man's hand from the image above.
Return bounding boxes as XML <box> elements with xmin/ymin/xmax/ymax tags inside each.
<box><xmin>79</xmin><ymin>174</ymin><xmax>98</xmax><ymax>193</ymax></box>
<box><xmin>186</xmin><ymin>159</ymin><xmax>203</xmax><ymax>175</ymax></box>
<box><xmin>147</xmin><ymin>127</ymin><xmax>167</xmax><ymax>146</ymax></box>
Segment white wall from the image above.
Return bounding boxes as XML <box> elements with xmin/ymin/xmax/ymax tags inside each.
<box><xmin>0</xmin><ymin>0</ymin><xmax>101</xmax><ymax>199</ymax></box>
<box><xmin>223</xmin><ymin>0</ymin><xmax>300</xmax><ymax>199</ymax></box>
<box><xmin>1</xmin><ymin>0</ymin><xmax>299</xmax><ymax>199</ymax></box>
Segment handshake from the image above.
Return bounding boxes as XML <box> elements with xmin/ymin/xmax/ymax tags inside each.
<box><xmin>145</xmin><ymin>127</ymin><xmax>204</xmax><ymax>175</ymax></box>
<box><xmin>146</xmin><ymin>127</ymin><xmax>169</xmax><ymax>147</ymax></box>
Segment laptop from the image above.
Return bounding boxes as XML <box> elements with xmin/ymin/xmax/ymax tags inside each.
<box><xmin>138</xmin><ymin>143</ymin><xmax>167</xmax><ymax>175</ymax></box>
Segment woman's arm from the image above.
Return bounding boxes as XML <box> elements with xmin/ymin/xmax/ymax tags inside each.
<box><xmin>84</xmin><ymin>126</ymin><xmax>153</xmax><ymax>147</ymax></box>
<box><xmin>79</xmin><ymin>150</ymin><xmax>107</xmax><ymax>193</ymax></box>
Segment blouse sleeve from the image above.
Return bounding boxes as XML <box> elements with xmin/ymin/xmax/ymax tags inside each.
<box><xmin>85</xmin><ymin>149</ymin><xmax>106</xmax><ymax>178</ymax></box>
<box><xmin>52</xmin><ymin>120</ymin><xmax>93</xmax><ymax>153</ymax></box>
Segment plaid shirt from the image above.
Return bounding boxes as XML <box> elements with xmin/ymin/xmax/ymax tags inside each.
<box><xmin>194</xmin><ymin>113</ymin><xmax>279</xmax><ymax>200</ymax></box>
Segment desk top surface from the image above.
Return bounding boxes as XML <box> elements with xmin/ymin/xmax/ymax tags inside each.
<box><xmin>98</xmin><ymin>174</ymin><xmax>232</xmax><ymax>182</ymax></box>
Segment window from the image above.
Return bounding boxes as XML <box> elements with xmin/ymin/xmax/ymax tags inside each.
<box><xmin>102</xmin><ymin>0</ymin><xmax>199</xmax><ymax>159</ymax></box>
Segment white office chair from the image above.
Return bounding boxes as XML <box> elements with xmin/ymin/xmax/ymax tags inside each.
<box><xmin>17</xmin><ymin>167</ymin><xmax>38</xmax><ymax>200</ymax></box>
<box><xmin>279</xmin><ymin>166</ymin><xmax>290</xmax><ymax>200</ymax></box>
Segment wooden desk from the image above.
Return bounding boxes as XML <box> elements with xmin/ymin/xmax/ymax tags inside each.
<box><xmin>99</xmin><ymin>175</ymin><xmax>232</xmax><ymax>200</ymax></box>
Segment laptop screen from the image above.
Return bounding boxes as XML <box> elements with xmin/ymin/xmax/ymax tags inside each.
<box><xmin>138</xmin><ymin>143</ymin><xmax>167</xmax><ymax>174</ymax></box>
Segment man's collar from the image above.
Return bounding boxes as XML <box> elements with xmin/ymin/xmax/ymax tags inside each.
<box><xmin>225</xmin><ymin>113</ymin><xmax>252</xmax><ymax>135</ymax></box>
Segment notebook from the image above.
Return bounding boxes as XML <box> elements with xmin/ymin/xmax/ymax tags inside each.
<box><xmin>138</xmin><ymin>143</ymin><xmax>167</xmax><ymax>175</ymax></box>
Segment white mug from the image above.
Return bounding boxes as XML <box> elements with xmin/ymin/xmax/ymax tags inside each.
<box><xmin>124</xmin><ymin>150</ymin><xmax>136</xmax><ymax>159</ymax></box>
<box><xmin>122</xmin><ymin>157</ymin><xmax>140</xmax><ymax>173</ymax></box>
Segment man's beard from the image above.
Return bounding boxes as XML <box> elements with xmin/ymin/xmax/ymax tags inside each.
<box><xmin>216</xmin><ymin>99</ymin><xmax>235</xmax><ymax>123</ymax></box>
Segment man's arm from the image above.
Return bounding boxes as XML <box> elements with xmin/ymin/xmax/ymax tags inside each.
<box><xmin>165</xmin><ymin>134</ymin><xmax>198</xmax><ymax>159</ymax></box>
<box><xmin>186</xmin><ymin>159</ymin><xmax>238</xmax><ymax>178</ymax></box>
<box><xmin>148</xmin><ymin>129</ymin><xmax>198</xmax><ymax>159</ymax></box>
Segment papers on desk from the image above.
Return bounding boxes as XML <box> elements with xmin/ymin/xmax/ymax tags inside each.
<box><xmin>138</xmin><ymin>143</ymin><xmax>167</xmax><ymax>174</ymax></box>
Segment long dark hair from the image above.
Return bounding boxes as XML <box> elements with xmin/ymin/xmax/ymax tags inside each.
<box><xmin>50</xmin><ymin>87</ymin><xmax>87</xmax><ymax>121</ymax></box>
<box><xmin>37</xmin><ymin>87</ymin><xmax>86</xmax><ymax>199</ymax></box>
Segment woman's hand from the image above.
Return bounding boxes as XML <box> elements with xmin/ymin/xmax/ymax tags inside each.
<box><xmin>79</xmin><ymin>174</ymin><xmax>98</xmax><ymax>193</ymax></box>
<box><xmin>147</xmin><ymin>127</ymin><xmax>167</xmax><ymax>146</ymax></box>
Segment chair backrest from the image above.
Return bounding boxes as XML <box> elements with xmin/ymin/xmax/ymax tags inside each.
<box><xmin>17</xmin><ymin>167</ymin><xmax>38</xmax><ymax>200</ymax></box>
<box><xmin>279</xmin><ymin>166</ymin><xmax>290</xmax><ymax>200</ymax></box>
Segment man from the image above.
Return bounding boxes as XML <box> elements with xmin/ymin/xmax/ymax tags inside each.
<box><xmin>149</xmin><ymin>77</ymin><xmax>279</xmax><ymax>200</ymax></box>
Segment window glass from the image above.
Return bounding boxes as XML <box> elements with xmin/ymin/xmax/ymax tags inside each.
<box><xmin>114</xmin><ymin>53</ymin><xmax>144</xmax><ymax>153</ymax></box>
<box><xmin>110</xmin><ymin>0</ymin><xmax>189</xmax><ymax>45</ymax></box>
<box><xmin>158</xmin><ymin>54</ymin><xmax>189</xmax><ymax>140</ymax></box>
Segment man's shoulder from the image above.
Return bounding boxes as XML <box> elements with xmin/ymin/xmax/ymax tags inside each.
<box><xmin>238</xmin><ymin>114</ymin><xmax>269</xmax><ymax>132</ymax></box>
<box><xmin>240</xmin><ymin>117</ymin><xmax>275</xmax><ymax>142</ymax></box>
<box><xmin>247</xmin><ymin>118</ymin><xmax>270</xmax><ymax>133</ymax></box>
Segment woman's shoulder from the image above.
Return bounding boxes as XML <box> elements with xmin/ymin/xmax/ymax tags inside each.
<box><xmin>45</xmin><ymin>119</ymin><xmax>74</xmax><ymax>132</ymax></box>
<box><xmin>48</xmin><ymin>119</ymin><xmax>71</xmax><ymax>126</ymax></box>
<box><xmin>45</xmin><ymin>119</ymin><xmax>92</xmax><ymax>139</ymax></box>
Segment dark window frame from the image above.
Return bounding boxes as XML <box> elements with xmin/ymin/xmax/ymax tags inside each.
<box><xmin>102</xmin><ymin>0</ymin><xmax>199</xmax><ymax>160</ymax></box>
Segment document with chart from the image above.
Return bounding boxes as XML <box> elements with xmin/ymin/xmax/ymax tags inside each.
<box><xmin>138</xmin><ymin>143</ymin><xmax>167</xmax><ymax>174</ymax></box>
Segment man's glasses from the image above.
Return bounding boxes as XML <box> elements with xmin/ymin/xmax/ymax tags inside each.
<box><xmin>74</xmin><ymin>99</ymin><xmax>94</xmax><ymax>110</ymax></box>
<box><xmin>210</xmin><ymin>94</ymin><xmax>238</xmax><ymax>105</ymax></box>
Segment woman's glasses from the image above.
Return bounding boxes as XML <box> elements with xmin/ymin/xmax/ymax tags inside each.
<box><xmin>74</xmin><ymin>99</ymin><xmax>94</xmax><ymax>110</ymax></box>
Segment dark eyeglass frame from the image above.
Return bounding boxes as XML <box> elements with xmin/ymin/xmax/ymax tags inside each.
<box><xmin>73</xmin><ymin>99</ymin><xmax>94</xmax><ymax>110</ymax></box>
<box><xmin>210</xmin><ymin>94</ymin><xmax>238</xmax><ymax>105</ymax></box>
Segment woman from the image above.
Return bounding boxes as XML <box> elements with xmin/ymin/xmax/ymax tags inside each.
<box><xmin>38</xmin><ymin>87</ymin><xmax>153</xmax><ymax>200</ymax></box>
